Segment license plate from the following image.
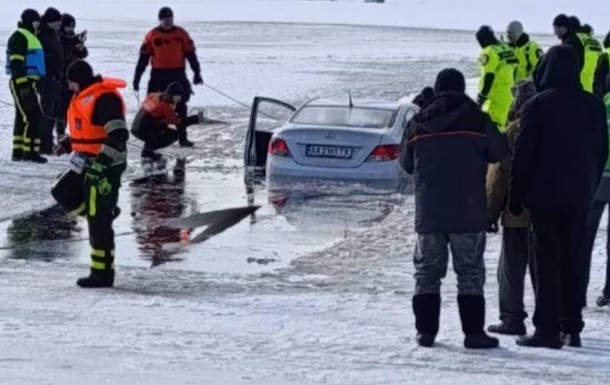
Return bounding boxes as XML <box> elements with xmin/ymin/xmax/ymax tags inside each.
<box><xmin>305</xmin><ymin>145</ymin><xmax>353</xmax><ymax>159</ymax></box>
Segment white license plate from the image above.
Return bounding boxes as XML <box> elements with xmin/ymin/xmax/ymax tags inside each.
<box><xmin>305</xmin><ymin>145</ymin><xmax>353</xmax><ymax>159</ymax></box>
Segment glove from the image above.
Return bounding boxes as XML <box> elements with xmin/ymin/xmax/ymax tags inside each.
<box><xmin>477</xmin><ymin>93</ymin><xmax>487</xmax><ymax>106</ymax></box>
<box><xmin>132</xmin><ymin>79</ymin><xmax>140</xmax><ymax>92</ymax></box>
<box><xmin>509</xmin><ymin>199</ymin><xmax>524</xmax><ymax>216</ymax></box>
<box><xmin>85</xmin><ymin>162</ymin><xmax>112</xmax><ymax>196</ymax></box>
<box><xmin>54</xmin><ymin>135</ymin><xmax>72</xmax><ymax>156</ymax></box>
<box><xmin>487</xmin><ymin>221</ymin><xmax>499</xmax><ymax>234</ymax></box>
<box><xmin>193</xmin><ymin>73</ymin><xmax>204</xmax><ymax>85</ymax></box>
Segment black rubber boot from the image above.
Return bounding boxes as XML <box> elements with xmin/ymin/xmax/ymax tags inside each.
<box><xmin>22</xmin><ymin>152</ymin><xmax>48</xmax><ymax>164</ymax></box>
<box><xmin>487</xmin><ymin>322</ymin><xmax>527</xmax><ymax>336</ymax></box>
<box><xmin>140</xmin><ymin>148</ymin><xmax>162</xmax><ymax>161</ymax></box>
<box><xmin>458</xmin><ymin>295</ymin><xmax>499</xmax><ymax>349</ymax></box>
<box><xmin>76</xmin><ymin>269</ymin><xmax>114</xmax><ymax>288</ymax></box>
<box><xmin>413</xmin><ymin>294</ymin><xmax>441</xmax><ymax>347</ymax></box>
<box><xmin>516</xmin><ymin>334</ymin><xmax>563</xmax><ymax>349</ymax></box>
<box><xmin>177</xmin><ymin>124</ymin><xmax>194</xmax><ymax>147</ymax></box>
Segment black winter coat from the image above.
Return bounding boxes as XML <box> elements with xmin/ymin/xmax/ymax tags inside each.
<box><xmin>61</xmin><ymin>32</ymin><xmax>88</xmax><ymax>71</ymax></box>
<box><xmin>37</xmin><ymin>26</ymin><xmax>65</xmax><ymax>80</ymax></box>
<box><xmin>511</xmin><ymin>45</ymin><xmax>608</xmax><ymax>211</ymax></box>
<box><xmin>400</xmin><ymin>92</ymin><xmax>509</xmax><ymax>234</ymax></box>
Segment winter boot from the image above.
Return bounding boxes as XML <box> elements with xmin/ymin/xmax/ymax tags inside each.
<box><xmin>179</xmin><ymin>138</ymin><xmax>195</xmax><ymax>148</ymax></box>
<box><xmin>457</xmin><ymin>295</ymin><xmax>499</xmax><ymax>349</ymax></box>
<box><xmin>22</xmin><ymin>152</ymin><xmax>48</xmax><ymax>164</ymax></box>
<box><xmin>177</xmin><ymin>124</ymin><xmax>194</xmax><ymax>147</ymax></box>
<box><xmin>413</xmin><ymin>294</ymin><xmax>441</xmax><ymax>347</ymax></box>
<box><xmin>141</xmin><ymin>148</ymin><xmax>162</xmax><ymax>162</ymax></box>
<box><xmin>516</xmin><ymin>334</ymin><xmax>562</xmax><ymax>349</ymax></box>
<box><xmin>560</xmin><ymin>332</ymin><xmax>582</xmax><ymax>348</ymax></box>
<box><xmin>487</xmin><ymin>322</ymin><xmax>527</xmax><ymax>336</ymax></box>
<box><xmin>76</xmin><ymin>269</ymin><xmax>114</xmax><ymax>288</ymax></box>
<box><xmin>597</xmin><ymin>294</ymin><xmax>610</xmax><ymax>307</ymax></box>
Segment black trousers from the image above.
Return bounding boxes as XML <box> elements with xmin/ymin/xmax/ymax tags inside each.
<box><xmin>40</xmin><ymin>77</ymin><xmax>60</xmax><ymax>153</ymax></box>
<box><xmin>147</xmin><ymin>69</ymin><xmax>191</xmax><ymax>118</ymax></box>
<box><xmin>56</xmin><ymin>78</ymin><xmax>72</xmax><ymax>136</ymax></box>
<box><xmin>530</xmin><ymin>209</ymin><xmax>588</xmax><ymax>336</ymax></box>
<box><xmin>132</xmin><ymin>122</ymin><xmax>180</xmax><ymax>156</ymax></box>
<box><xmin>497</xmin><ymin>227</ymin><xmax>536</xmax><ymax>326</ymax></box>
<box><xmin>84</xmin><ymin>164</ymin><xmax>125</xmax><ymax>273</ymax></box>
<box><xmin>9</xmin><ymin>79</ymin><xmax>43</xmax><ymax>159</ymax></box>
<box><xmin>581</xmin><ymin>201</ymin><xmax>610</xmax><ymax>298</ymax></box>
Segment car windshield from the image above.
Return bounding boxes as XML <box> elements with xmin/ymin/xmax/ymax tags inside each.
<box><xmin>290</xmin><ymin>106</ymin><xmax>397</xmax><ymax>129</ymax></box>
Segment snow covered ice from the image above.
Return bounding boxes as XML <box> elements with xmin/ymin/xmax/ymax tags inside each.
<box><xmin>1</xmin><ymin>1</ymin><xmax>610</xmax><ymax>384</ymax></box>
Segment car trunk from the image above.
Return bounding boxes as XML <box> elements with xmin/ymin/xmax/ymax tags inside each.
<box><xmin>282</xmin><ymin>126</ymin><xmax>385</xmax><ymax>168</ymax></box>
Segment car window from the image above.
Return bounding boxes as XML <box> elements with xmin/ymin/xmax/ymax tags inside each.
<box><xmin>403</xmin><ymin>109</ymin><xmax>416</xmax><ymax>128</ymax></box>
<box><xmin>291</xmin><ymin>106</ymin><xmax>398</xmax><ymax>129</ymax></box>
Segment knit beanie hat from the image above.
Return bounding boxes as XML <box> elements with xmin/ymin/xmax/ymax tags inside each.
<box><xmin>66</xmin><ymin>60</ymin><xmax>95</xmax><ymax>87</ymax></box>
<box><xmin>434</xmin><ymin>68</ymin><xmax>466</xmax><ymax>94</ymax></box>
<box><xmin>158</xmin><ymin>7</ymin><xmax>173</xmax><ymax>20</ymax></box>
<box><xmin>553</xmin><ymin>14</ymin><xmax>570</xmax><ymax>28</ymax></box>
<box><xmin>42</xmin><ymin>7</ymin><xmax>62</xmax><ymax>23</ymax></box>
<box><xmin>20</xmin><ymin>9</ymin><xmax>41</xmax><ymax>26</ymax></box>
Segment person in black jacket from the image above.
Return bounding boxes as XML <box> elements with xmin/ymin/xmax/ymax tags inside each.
<box><xmin>553</xmin><ymin>14</ymin><xmax>584</xmax><ymax>71</ymax></box>
<box><xmin>56</xmin><ymin>13</ymin><xmax>88</xmax><ymax>136</ymax></box>
<box><xmin>37</xmin><ymin>7</ymin><xmax>64</xmax><ymax>154</ymax></box>
<box><xmin>593</xmin><ymin>31</ymin><xmax>610</xmax><ymax>98</ymax></box>
<box><xmin>400</xmin><ymin>68</ymin><xmax>508</xmax><ymax>349</ymax></box>
<box><xmin>511</xmin><ymin>46</ymin><xmax>608</xmax><ymax>349</ymax></box>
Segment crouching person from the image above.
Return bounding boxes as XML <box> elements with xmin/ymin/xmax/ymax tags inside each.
<box><xmin>131</xmin><ymin>81</ymin><xmax>202</xmax><ymax>161</ymax></box>
<box><xmin>400</xmin><ymin>68</ymin><xmax>509</xmax><ymax>348</ymax></box>
<box><xmin>51</xmin><ymin>59</ymin><xmax>128</xmax><ymax>288</ymax></box>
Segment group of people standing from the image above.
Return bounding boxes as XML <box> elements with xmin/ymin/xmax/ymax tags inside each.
<box><xmin>403</xmin><ymin>15</ymin><xmax>610</xmax><ymax>350</ymax></box>
<box><xmin>6</xmin><ymin>7</ymin><xmax>87</xmax><ymax>163</ymax></box>
<box><xmin>6</xmin><ymin>6</ymin><xmax>205</xmax><ymax>288</ymax></box>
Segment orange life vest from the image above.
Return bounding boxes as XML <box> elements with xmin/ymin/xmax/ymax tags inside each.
<box><xmin>68</xmin><ymin>78</ymin><xmax>127</xmax><ymax>155</ymax></box>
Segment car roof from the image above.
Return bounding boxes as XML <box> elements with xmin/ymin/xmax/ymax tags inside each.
<box><xmin>304</xmin><ymin>98</ymin><xmax>406</xmax><ymax>110</ymax></box>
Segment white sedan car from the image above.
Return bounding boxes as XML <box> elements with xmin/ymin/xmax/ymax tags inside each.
<box><xmin>244</xmin><ymin>97</ymin><xmax>419</xmax><ymax>186</ymax></box>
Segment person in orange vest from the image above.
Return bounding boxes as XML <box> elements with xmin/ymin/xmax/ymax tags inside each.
<box><xmin>52</xmin><ymin>59</ymin><xmax>128</xmax><ymax>288</ymax></box>
<box><xmin>132</xmin><ymin>7</ymin><xmax>203</xmax><ymax>147</ymax></box>
<box><xmin>131</xmin><ymin>81</ymin><xmax>203</xmax><ymax>161</ymax></box>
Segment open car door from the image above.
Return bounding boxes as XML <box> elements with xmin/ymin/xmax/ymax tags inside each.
<box><xmin>244</xmin><ymin>97</ymin><xmax>296</xmax><ymax>174</ymax></box>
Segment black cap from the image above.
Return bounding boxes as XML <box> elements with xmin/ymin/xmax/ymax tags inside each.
<box><xmin>20</xmin><ymin>9</ymin><xmax>41</xmax><ymax>25</ymax></box>
<box><xmin>165</xmin><ymin>81</ymin><xmax>184</xmax><ymax>97</ymax></box>
<box><xmin>158</xmin><ymin>7</ymin><xmax>173</xmax><ymax>20</ymax></box>
<box><xmin>42</xmin><ymin>7</ymin><xmax>62</xmax><ymax>23</ymax></box>
<box><xmin>553</xmin><ymin>14</ymin><xmax>570</xmax><ymax>28</ymax></box>
<box><xmin>66</xmin><ymin>59</ymin><xmax>95</xmax><ymax>87</ymax></box>
<box><xmin>62</xmin><ymin>13</ymin><xmax>76</xmax><ymax>28</ymax></box>
<box><xmin>434</xmin><ymin>68</ymin><xmax>466</xmax><ymax>94</ymax></box>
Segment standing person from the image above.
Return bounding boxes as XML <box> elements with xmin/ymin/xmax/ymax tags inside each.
<box><xmin>400</xmin><ymin>68</ymin><xmax>508</xmax><ymax>349</ymax></box>
<box><xmin>593</xmin><ymin>31</ymin><xmax>610</xmax><ymax>98</ymax></box>
<box><xmin>476</xmin><ymin>25</ymin><xmax>518</xmax><ymax>131</ymax></box>
<box><xmin>37</xmin><ymin>7</ymin><xmax>65</xmax><ymax>154</ymax></box>
<box><xmin>133</xmin><ymin>6</ymin><xmax>204</xmax><ymax>147</ymax></box>
<box><xmin>5</xmin><ymin>9</ymin><xmax>47</xmax><ymax>163</ymax></box>
<box><xmin>52</xmin><ymin>60</ymin><xmax>128</xmax><ymax>288</ymax></box>
<box><xmin>486</xmin><ymin>81</ymin><xmax>537</xmax><ymax>336</ymax></box>
<box><xmin>511</xmin><ymin>46</ymin><xmax>608</xmax><ymax>349</ymax></box>
<box><xmin>57</xmin><ymin>13</ymin><xmax>88</xmax><ymax>136</ymax></box>
<box><xmin>589</xmin><ymin>73</ymin><xmax>610</xmax><ymax>308</ymax></box>
<box><xmin>506</xmin><ymin>21</ymin><xmax>544</xmax><ymax>83</ymax></box>
<box><xmin>131</xmin><ymin>82</ymin><xmax>203</xmax><ymax>161</ymax></box>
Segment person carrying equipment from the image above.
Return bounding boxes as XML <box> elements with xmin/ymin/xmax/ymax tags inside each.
<box><xmin>476</xmin><ymin>25</ymin><xmax>518</xmax><ymax>131</ymax></box>
<box><xmin>5</xmin><ymin>9</ymin><xmax>47</xmax><ymax>163</ymax></box>
<box><xmin>52</xmin><ymin>59</ymin><xmax>128</xmax><ymax>288</ymax></box>
<box><xmin>131</xmin><ymin>81</ymin><xmax>203</xmax><ymax>161</ymax></box>
<box><xmin>133</xmin><ymin>6</ymin><xmax>203</xmax><ymax>147</ymax></box>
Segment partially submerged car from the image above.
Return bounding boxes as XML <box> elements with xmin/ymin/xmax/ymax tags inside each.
<box><xmin>244</xmin><ymin>96</ymin><xmax>419</xmax><ymax>188</ymax></box>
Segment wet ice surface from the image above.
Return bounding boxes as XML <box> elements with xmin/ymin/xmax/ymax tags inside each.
<box><xmin>1</xmin><ymin>20</ymin><xmax>610</xmax><ymax>385</ymax></box>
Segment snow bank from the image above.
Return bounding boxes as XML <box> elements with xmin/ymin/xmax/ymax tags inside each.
<box><xmin>1</xmin><ymin>0</ymin><xmax>608</xmax><ymax>34</ymax></box>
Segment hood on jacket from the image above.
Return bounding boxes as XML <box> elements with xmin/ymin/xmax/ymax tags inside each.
<box><xmin>534</xmin><ymin>45</ymin><xmax>581</xmax><ymax>92</ymax></box>
<box><xmin>476</xmin><ymin>25</ymin><xmax>498</xmax><ymax>48</ymax></box>
<box><xmin>411</xmin><ymin>92</ymin><xmax>475</xmax><ymax>133</ymax></box>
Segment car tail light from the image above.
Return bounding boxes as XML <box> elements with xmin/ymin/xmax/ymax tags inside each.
<box><xmin>268</xmin><ymin>137</ymin><xmax>291</xmax><ymax>158</ymax></box>
<box><xmin>366</xmin><ymin>144</ymin><xmax>400</xmax><ymax>162</ymax></box>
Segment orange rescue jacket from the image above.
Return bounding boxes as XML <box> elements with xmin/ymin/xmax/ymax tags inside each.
<box><xmin>68</xmin><ymin>77</ymin><xmax>127</xmax><ymax>155</ymax></box>
<box><xmin>140</xmin><ymin>27</ymin><xmax>195</xmax><ymax>70</ymax></box>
